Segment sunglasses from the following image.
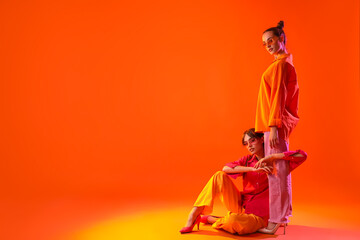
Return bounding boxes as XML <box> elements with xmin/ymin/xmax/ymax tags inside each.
<box><xmin>243</xmin><ymin>137</ymin><xmax>257</xmax><ymax>146</ymax></box>
<box><xmin>262</xmin><ymin>36</ymin><xmax>278</xmax><ymax>47</ymax></box>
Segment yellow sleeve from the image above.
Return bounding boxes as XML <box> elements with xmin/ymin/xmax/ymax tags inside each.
<box><xmin>268</xmin><ymin>62</ymin><xmax>287</xmax><ymax>127</ymax></box>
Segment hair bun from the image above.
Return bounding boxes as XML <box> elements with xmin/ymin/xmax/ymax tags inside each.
<box><xmin>277</xmin><ymin>21</ymin><xmax>284</xmax><ymax>29</ymax></box>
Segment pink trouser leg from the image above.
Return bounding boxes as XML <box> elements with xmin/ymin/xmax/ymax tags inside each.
<box><xmin>264</xmin><ymin>132</ymin><xmax>292</xmax><ymax>223</ymax></box>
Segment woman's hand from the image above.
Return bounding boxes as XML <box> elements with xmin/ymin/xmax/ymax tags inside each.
<box><xmin>254</xmin><ymin>153</ymin><xmax>284</xmax><ymax>169</ymax></box>
<box><xmin>254</xmin><ymin>155</ymin><xmax>275</xmax><ymax>169</ymax></box>
<box><xmin>269</xmin><ymin>126</ymin><xmax>279</xmax><ymax>149</ymax></box>
<box><xmin>251</xmin><ymin>166</ymin><xmax>273</xmax><ymax>174</ymax></box>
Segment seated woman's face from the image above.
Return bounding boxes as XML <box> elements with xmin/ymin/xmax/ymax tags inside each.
<box><xmin>243</xmin><ymin>134</ymin><xmax>264</xmax><ymax>156</ymax></box>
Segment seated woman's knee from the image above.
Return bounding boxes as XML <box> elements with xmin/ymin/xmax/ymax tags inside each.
<box><xmin>214</xmin><ymin>171</ymin><xmax>226</xmax><ymax>177</ymax></box>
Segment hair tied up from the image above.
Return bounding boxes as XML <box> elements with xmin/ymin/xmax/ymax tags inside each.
<box><xmin>277</xmin><ymin>20</ymin><xmax>284</xmax><ymax>29</ymax></box>
<box><xmin>263</xmin><ymin>21</ymin><xmax>287</xmax><ymax>44</ymax></box>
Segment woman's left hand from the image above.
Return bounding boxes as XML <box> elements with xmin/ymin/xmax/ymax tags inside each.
<box><xmin>253</xmin><ymin>165</ymin><xmax>273</xmax><ymax>174</ymax></box>
<box><xmin>254</xmin><ymin>155</ymin><xmax>275</xmax><ymax>169</ymax></box>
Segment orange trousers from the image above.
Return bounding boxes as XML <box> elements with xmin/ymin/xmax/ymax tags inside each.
<box><xmin>194</xmin><ymin>171</ymin><xmax>266</xmax><ymax>235</ymax></box>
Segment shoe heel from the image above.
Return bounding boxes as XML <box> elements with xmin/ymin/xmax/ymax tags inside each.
<box><xmin>179</xmin><ymin>215</ymin><xmax>201</xmax><ymax>234</ymax></box>
<box><xmin>283</xmin><ymin>224</ymin><xmax>286</xmax><ymax>235</ymax></box>
<box><xmin>257</xmin><ymin>222</ymin><xmax>282</xmax><ymax>235</ymax></box>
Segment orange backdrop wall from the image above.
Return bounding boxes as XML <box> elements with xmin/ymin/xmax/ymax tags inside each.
<box><xmin>1</xmin><ymin>0</ymin><xmax>359</xmax><ymax>208</ymax></box>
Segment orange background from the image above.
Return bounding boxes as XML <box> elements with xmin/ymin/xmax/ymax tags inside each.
<box><xmin>0</xmin><ymin>0</ymin><xmax>359</xmax><ymax>238</ymax></box>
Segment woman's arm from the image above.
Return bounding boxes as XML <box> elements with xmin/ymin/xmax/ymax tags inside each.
<box><xmin>268</xmin><ymin>62</ymin><xmax>294</xmax><ymax>149</ymax></box>
<box><xmin>254</xmin><ymin>150</ymin><xmax>307</xmax><ymax>171</ymax></box>
<box><xmin>268</xmin><ymin>63</ymin><xmax>287</xmax><ymax>131</ymax></box>
<box><xmin>222</xmin><ymin>165</ymin><xmax>254</xmax><ymax>174</ymax></box>
<box><xmin>223</xmin><ymin>165</ymin><xmax>272</xmax><ymax>174</ymax></box>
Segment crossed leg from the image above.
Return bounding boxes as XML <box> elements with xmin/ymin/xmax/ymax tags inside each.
<box><xmin>183</xmin><ymin>171</ymin><xmax>241</xmax><ymax>227</ymax></box>
<box><xmin>183</xmin><ymin>171</ymin><xmax>265</xmax><ymax>235</ymax></box>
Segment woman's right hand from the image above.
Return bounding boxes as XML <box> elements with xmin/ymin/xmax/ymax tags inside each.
<box><xmin>269</xmin><ymin>126</ymin><xmax>279</xmax><ymax>148</ymax></box>
<box><xmin>252</xmin><ymin>166</ymin><xmax>273</xmax><ymax>174</ymax></box>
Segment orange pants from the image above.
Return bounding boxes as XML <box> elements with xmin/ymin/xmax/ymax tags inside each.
<box><xmin>194</xmin><ymin>171</ymin><xmax>266</xmax><ymax>235</ymax></box>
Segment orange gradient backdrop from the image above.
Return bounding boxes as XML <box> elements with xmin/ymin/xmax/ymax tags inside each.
<box><xmin>1</xmin><ymin>0</ymin><xmax>359</xmax><ymax>212</ymax></box>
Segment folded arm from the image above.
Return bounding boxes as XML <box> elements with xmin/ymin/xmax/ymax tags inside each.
<box><xmin>254</xmin><ymin>149</ymin><xmax>307</xmax><ymax>172</ymax></box>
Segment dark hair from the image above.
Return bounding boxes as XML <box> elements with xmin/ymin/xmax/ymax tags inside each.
<box><xmin>242</xmin><ymin>128</ymin><xmax>264</xmax><ymax>146</ymax></box>
<box><xmin>263</xmin><ymin>20</ymin><xmax>286</xmax><ymax>45</ymax></box>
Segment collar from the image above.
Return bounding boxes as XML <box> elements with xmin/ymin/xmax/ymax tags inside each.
<box><xmin>252</xmin><ymin>154</ymin><xmax>260</xmax><ymax>161</ymax></box>
<box><xmin>273</xmin><ymin>53</ymin><xmax>293</xmax><ymax>64</ymax></box>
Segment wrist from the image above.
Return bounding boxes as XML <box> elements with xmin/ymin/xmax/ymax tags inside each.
<box><xmin>269</xmin><ymin>126</ymin><xmax>277</xmax><ymax>133</ymax></box>
<box><xmin>273</xmin><ymin>153</ymin><xmax>284</xmax><ymax>160</ymax></box>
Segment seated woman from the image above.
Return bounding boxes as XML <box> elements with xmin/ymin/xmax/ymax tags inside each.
<box><xmin>179</xmin><ymin>128</ymin><xmax>307</xmax><ymax>235</ymax></box>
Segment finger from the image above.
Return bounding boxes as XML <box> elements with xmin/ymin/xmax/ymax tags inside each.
<box><xmin>264</xmin><ymin>166</ymin><xmax>273</xmax><ymax>173</ymax></box>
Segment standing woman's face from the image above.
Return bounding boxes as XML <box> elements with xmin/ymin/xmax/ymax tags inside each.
<box><xmin>262</xmin><ymin>31</ymin><xmax>284</xmax><ymax>56</ymax></box>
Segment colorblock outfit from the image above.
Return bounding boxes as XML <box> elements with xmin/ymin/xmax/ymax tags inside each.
<box><xmin>255</xmin><ymin>53</ymin><xmax>300</xmax><ymax>223</ymax></box>
<box><xmin>191</xmin><ymin>151</ymin><xmax>306</xmax><ymax>235</ymax></box>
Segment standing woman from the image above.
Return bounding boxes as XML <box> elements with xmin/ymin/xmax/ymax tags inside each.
<box><xmin>255</xmin><ymin>21</ymin><xmax>300</xmax><ymax>234</ymax></box>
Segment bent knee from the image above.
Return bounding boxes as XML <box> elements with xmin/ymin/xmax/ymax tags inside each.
<box><xmin>213</xmin><ymin>171</ymin><xmax>231</xmax><ymax>181</ymax></box>
<box><xmin>214</xmin><ymin>171</ymin><xmax>226</xmax><ymax>177</ymax></box>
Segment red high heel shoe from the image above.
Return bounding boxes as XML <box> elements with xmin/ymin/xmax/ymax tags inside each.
<box><xmin>200</xmin><ymin>215</ymin><xmax>210</xmax><ymax>224</ymax></box>
<box><xmin>200</xmin><ymin>215</ymin><xmax>220</xmax><ymax>224</ymax></box>
<box><xmin>179</xmin><ymin>215</ymin><xmax>201</xmax><ymax>234</ymax></box>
